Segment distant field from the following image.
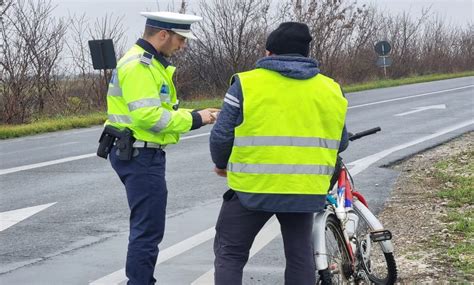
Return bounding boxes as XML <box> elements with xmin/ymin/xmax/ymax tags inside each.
<box><xmin>1</xmin><ymin>71</ymin><xmax>473</xmax><ymax>139</ymax></box>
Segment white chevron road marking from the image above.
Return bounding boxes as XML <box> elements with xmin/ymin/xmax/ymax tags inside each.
<box><xmin>394</xmin><ymin>104</ymin><xmax>446</xmax><ymax>117</ymax></box>
<box><xmin>0</xmin><ymin>202</ymin><xmax>57</xmax><ymax>232</ymax></box>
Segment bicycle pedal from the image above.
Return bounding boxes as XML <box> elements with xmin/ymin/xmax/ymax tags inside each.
<box><xmin>370</xmin><ymin>230</ymin><xmax>392</xmax><ymax>242</ymax></box>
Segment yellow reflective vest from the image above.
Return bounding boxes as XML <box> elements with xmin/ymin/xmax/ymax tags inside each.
<box><xmin>227</xmin><ymin>69</ymin><xmax>347</xmax><ymax>195</ymax></box>
<box><xmin>105</xmin><ymin>44</ymin><xmax>193</xmax><ymax>145</ymax></box>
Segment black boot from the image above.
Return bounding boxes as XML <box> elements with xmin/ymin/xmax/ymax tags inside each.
<box><xmin>318</xmin><ymin>268</ymin><xmax>332</xmax><ymax>285</ymax></box>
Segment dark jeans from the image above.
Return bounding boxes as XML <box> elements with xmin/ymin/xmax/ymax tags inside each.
<box><xmin>110</xmin><ymin>147</ymin><xmax>168</xmax><ymax>285</ymax></box>
<box><xmin>214</xmin><ymin>191</ymin><xmax>316</xmax><ymax>285</ymax></box>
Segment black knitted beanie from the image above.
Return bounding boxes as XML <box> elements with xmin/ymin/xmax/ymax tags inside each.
<box><xmin>265</xmin><ymin>22</ymin><xmax>312</xmax><ymax>56</ymax></box>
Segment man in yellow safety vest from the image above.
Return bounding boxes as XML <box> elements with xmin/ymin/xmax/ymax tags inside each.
<box><xmin>210</xmin><ymin>22</ymin><xmax>348</xmax><ymax>284</ymax></box>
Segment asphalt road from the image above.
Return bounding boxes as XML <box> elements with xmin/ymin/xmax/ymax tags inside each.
<box><xmin>0</xmin><ymin>76</ymin><xmax>473</xmax><ymax>284</ymax></box>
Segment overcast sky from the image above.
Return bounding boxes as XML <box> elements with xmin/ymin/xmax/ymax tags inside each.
<box><xmin>50</xmin><ymin>0</ymin><xmax>473</xmax><ymax>49</ymax></box>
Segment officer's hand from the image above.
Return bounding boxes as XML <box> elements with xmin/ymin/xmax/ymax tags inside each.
<box><xmin>197</xmin><ymin>109</ymin><xmax>215</xmax><ymax>125</ymax></box>
<box><xmin>214</xmin><ymin>167</ymin><xmax>227</xmax><ymax>177</ymax></box>
<box><xmin>210</xmin><ymin>111</ymin><xmax>220</xmax><ymax>121</ymax></box>
<box><xmin>206</xmin><ymin>108</ymin><xmax>221</xmax><ymax>121</ymax></box>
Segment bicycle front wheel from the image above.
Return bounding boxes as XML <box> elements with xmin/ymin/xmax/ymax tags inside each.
<box><xmin>355</xmin><ymin>210</ymin><xmax>397</xmax><ymax>284</ymax></box>
<box><xmin>319</xmin><ymin>214</ymin><xmax>353</xmax><ymax>284</ymax></box>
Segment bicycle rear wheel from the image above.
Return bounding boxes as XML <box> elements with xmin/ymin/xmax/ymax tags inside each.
<box><xmin>317</xmin><ymin>214</ymin><xmax>353</xmax><ymax>284</ymax></box>
<box><xmin>355</xmin><ymin>213</ymin><xmax>397</xmax><ymax>284</ymax></box>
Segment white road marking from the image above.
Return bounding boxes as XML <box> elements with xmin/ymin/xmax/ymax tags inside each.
<box><xmin>89</xmin><ymin>226</ymin><xmax>216</xmax><ymax>285</ymax></box>
<box><xmin>90</xmin><ymin>218</ymin><xmax>280</xmax><ymax>285</ymax></box>
<box><xmin>0</xmin><ymin>203</ymin><xmax>57</xmax><ymax>232</ymax></box>
<box><xmin>66</xmin><ymin>127</ymin><xmax>104</xmax><ymax>135</ymax></box>
<box><xmin>0</xmin><ymin>141</ymin><xmax>80</xmax><ymax>156</ymax></box>
<box><xmin>0</xmin><ymin>132</ymin><xmax>211</xmax><ymax>176</ymax></box>
<box><xmin>348</xmin><ymin>85</ymin><xmax>473</xmax><ymax>109</ymax></box>
<box><xmin>347</xmin><ymin>119</ymin><xmax>474</xmax><ymax>176</ymax></box>
<box><xmin>180</xmin><ymin>132</ymin><xmax>211</xmax><ymax>140</ymax></box>
<box><xmin>191</xmin><ymin>218</ymin><xmax>281</xmax><ymax>285</ymax></box>
<box><xmin>0</xmin><ymin>153</ymin><xmax>96</xmax><ymax>176</ymax></box>
<box><xmin>394</xmin><ymin>104</ymin><xmax>446</xmax><ymax>117</ymax></box>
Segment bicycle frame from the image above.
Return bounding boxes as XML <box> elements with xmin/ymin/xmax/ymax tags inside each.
<box><xmin>313</xmin><ymin>165</ymin><xmax>394</xmax><ymax>271</ymax></box>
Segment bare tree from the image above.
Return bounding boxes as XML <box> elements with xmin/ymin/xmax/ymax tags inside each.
<box><xmin>342</xmin><ymin>5</ymin><xmax>380</xmax><ymax>82</ymax></box>
<box><xmin>0</xmin><ymin>0</ymin><xmax>13</xmax><ymax>18</ymax></box>
<box><xmin>456</xmin><ymin>23</ymin><xmax>474</xmax><ymax>71</ymax></box>
<box><xmin>61</xmin><ymin>14</ymin><xmax>93</xmax><ymax>113</ymax></box>
<box><xmin>280</xmin><ymin>0</ymin><xmax>373</xmax><ymax>80</ymax></box>
<box><xmin>65</xmin><ymin>13</ymin><xmax>127</xmax><ymax>111</ymax></box>
<box><xmin>377</xmin><ymin>7</ymin><xmax>431</xmax><ymax>77</ymax></box>
<box><xmin>0</xmin><ymin>0</ymin><xmax>66</xmax><ymax>123</ymax></box>
<box><xmin>14</xmin><ymin>0</ymin><xmax>67</xmax><ymax>115</ymax></box>
<box><xmin>1</xmin><ymin>0</ymin><xmax>472</xmax><ymax>124</ymax></box>
<box><xmin>0</xmin><ymin>0</ymin><xmax>32</xmax><ymax>123</ymax></box>
<box><xmin>88</xmin><ymin>14</ymin><xmax>127</xmax><ymax>108</ymax></box>
<box><xmin>174</xmin><ymin>0</ymin><xmax>272</xmax><ymax>98</ymax></box>
<box><xmin>179</xmin><ymin>0</ymin><xmax>188</xmax><ymax>14</ymax></box>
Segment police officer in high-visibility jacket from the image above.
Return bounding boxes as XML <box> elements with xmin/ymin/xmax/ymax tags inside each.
<box><xmin>210</xmin><ymin>22</ymin><xmax>349</xmax><ymax>285</ymax></box>
<box><xmin>105</xmin><ymin>11</ymin><xmax>217</xmax><ymax>284</ymax></box>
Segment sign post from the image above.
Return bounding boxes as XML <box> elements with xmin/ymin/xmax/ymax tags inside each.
<box><xmin>374</xmin><ymin>41</ymin><xmax>392</xmax><ymax>78</ymax></box>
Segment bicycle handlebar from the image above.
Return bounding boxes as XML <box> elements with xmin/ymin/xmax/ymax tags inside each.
<box><xmin>348</xmin><ymin>127</ymin><xmax>381</xmax><ymax>141</ymax></box>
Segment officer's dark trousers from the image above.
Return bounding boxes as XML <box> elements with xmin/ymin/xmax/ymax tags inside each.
<box><xmin>214</xmin><ymin>192</ymin><xmax>316</xmax><ymax>285</ymax></box>
<box><xmin>110</xmin><ymin>147</ymin><xmax>167</xmax><ymax>285</ymax></box>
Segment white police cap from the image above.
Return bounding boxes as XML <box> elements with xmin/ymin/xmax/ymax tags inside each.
<box><xmin>140</xmin><ymin>11</ymin><xmax>202</xmax><ymax>40</ymax></box>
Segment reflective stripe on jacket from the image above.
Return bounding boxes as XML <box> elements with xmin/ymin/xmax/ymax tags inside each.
<box><xmin>227</xmin><ymin>68</ymin><xmax>347</xmax><ymax>195</ymax></box>
<box><xmin>105</xmin><ymin>44</ymin><xmax>192</xmax><ymax>145</ymax></box>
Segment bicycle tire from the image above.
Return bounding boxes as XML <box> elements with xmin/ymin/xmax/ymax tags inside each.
<box><xmin>317</xmin><ymin>214</ymin><xmax>353</xmax><ymax>284</ymax></box>
<box><xmin>356</xmin><ymin>215</ymin><xmax>397</xmax><ymax>284</ymax></box>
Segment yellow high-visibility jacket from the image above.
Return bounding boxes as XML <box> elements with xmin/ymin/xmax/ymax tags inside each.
<box><xmin>227</xmin><ymin>68</ymin><xmax>347</xmax><ymax>195</ymax></box>
<box><xmin>105</xmin><ymin>43</ymin><xmax>193</xmax><ymax>145</ymax></box>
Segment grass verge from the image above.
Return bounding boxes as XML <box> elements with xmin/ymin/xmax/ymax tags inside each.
<box><xmin>1</xmin><ymin>71</ymin><xmax>473</xmax><ymax>139</ymax></box>
<box><xmin>180</xmin><ymin>98</ymin><xmax>222</xmax><ymax>110</ymax></box>
<box><xmin>0</xmin><ymin>113</ymin><xmax>106</xmax><ymax>139</ymax></box>
<box><xmin>343</xmin><ymin>70</ymin><xmax>474</xmax><ymax>93</ymax></box>
<box><xmin>434</xmin><ymin>149</ymin><xmax>474</xmax><ymax>275</ymax></box>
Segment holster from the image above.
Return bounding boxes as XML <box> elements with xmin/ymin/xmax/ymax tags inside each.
<box><xmin>97</xmin><ymin>125</ymin><xmax>135</xmax><ymax>160</ymax></box>
<box><xmin>223</xmin><ymin>189</ymin><xmax>235</xmax><ymax>201</ymax></box>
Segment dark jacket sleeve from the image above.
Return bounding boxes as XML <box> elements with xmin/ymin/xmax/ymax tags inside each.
<box><xmin>209</xmin><ymin>77</ymin><xmax>243</xmax><ymax>169</ymax></box>
<box><xmin>338</xmin><ymin>88</ymin><xmax>349</xmax><ymax>153</ymax></box>
<box><xmin>190</xmin><ymin>111</ymin><xmax>203</xmax><ymax>130</ymax></box>
<box><xmin>339</xmin><ymin>125</ymin><xmax>349</xmax><ymax>153</ymax></box>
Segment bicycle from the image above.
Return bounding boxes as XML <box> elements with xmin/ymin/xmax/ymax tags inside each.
<box><xmin>313</xmin><ymin>127</ymin><xmax>398</xmax><ymax>284</ymax></box>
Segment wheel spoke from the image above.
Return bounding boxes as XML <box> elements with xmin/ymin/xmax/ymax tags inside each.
<box><xmin>316</xmin><ymin>215</ymin><xmax>353</xmax><ymax>284</ymax></box>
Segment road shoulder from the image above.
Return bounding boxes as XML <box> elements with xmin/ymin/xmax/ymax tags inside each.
<box><xmin>379</xmin><ymin>132</ymin><xmax>473</xmax><ymax>282</ymax></box>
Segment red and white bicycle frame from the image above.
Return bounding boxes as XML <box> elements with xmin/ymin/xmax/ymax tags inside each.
<box><xmin>313</xmin><ymin>165</ymin><xmax>394</xmax><ymax>272</ymax></box>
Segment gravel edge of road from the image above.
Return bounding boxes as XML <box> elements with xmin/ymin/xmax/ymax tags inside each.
<box><xmin>378</xmin><ymin>132</ymin><xmax>473</xmax><ymax>283</ymax></box>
